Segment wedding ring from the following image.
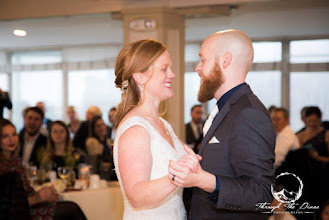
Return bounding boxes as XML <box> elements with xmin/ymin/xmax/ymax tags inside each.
<box><xmin>172</xmin><ymin>175</ymin><xmax>175</xmax><ymax>181</ymax></box>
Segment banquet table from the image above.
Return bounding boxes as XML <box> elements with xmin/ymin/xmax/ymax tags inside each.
<box><xmin>61</xmin><ymin>181</ymin><xmax>124</xmax><ymax>220</ymax></box>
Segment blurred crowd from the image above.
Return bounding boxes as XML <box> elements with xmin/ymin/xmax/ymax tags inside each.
<box><xmin>185</xmin><ymin>104</ymin><xmax>329</xmax><ymax>220</ymax></box>
<box><xmin>1</xmin><ymin>83</ymin><xmax>329</xmax><ymax>219</ymax></box>
<box><xmin>2</xmin><ymin>98</ymin><xmax>118</xmax><ymax>181</ymax></box>
<box><xmin>0</xmin><ymin>98</ymin><xmax>117</xmax><ymax>219</ymax></box>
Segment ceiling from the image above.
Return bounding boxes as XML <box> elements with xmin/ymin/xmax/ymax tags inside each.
<box><xmin>0</xmin><ymin>0</ymin><xmax>287</xmax><ymax>20</ymax></box>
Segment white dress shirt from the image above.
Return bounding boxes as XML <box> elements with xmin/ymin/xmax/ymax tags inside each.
<box><xmin>22</xmin><ymin>132</ymin><xmax>40</xmax><ymax>165</ymax></box>
<box><xmin>274</xmin><ymin>125</ymin><xmax>300</xmax><ymax>169</ymax></box>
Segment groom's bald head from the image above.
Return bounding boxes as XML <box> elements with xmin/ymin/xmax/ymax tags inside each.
<box><xmin>203</xmin><ymin>29</ymin><xmax>254</xmax><ymax>79</ymax></box>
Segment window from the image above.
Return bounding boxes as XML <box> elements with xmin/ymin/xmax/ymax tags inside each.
<box><xmin>253</xmin><ymin>42</ymin><xmax>282</xmax><ymax>63</ymax></box>
<box><xmin>185</xmin><ymin>43</ymin><xmax>203</xmax><ymax>123</ymax></box>
<box><xmin>290</xmin><ymin>39</ymin><xmax>329</xmax><ymax>63</ymax></box>
<box><xmin>12</xmin><ymin>71</ymin><xmax>63</xmax><ymax>131</ymax></box>
<box><xmin>247</xmin><ymin>42</ymin><xmax>282</xmax><ymax>109</ymax></box>
<box><xmin>12</xmin><ymin>51</ymin><xmax>62</xmax><ymax>65</ymax></box>
<box><xmin>185</xmin><ymin>44</ymin><xmax>201</xmax><ymax>62</ymax></box>
<box><xmin>246</xmin><ymin>71</ymin><xmax>281</xmax><ymax>109</ymax></box>
<box><xmin>2</xmin><ymin>38</ymin><xmax>328</xmax><ymax>134</ymax></box>
<box><xmin>68</xmin><ymin>69</ymin><xmax>121</xmax><ymax>125</ymax></box>
<box><xmin>10</xmin><ymin>51</ymin><xmax>63</xmax><ymax>130</ymax></box>
<box><xmin>184</xmin><ymin>72</ymin><xmax>202</xmax><ymax>123</ymax></box>
<box><xmin>0</xmin><ymin>73</ymin><xmax>9</xmax><ymax>91</ymax></box>
<box><xmin>290</xmin><ymin>72</ymin><xmax>329</xmax><ymax>132</ymax></box>
<box><xmin>62</xmin><ymin>46</ymin><xmax>121</xmax><ymax>62</ymax></box>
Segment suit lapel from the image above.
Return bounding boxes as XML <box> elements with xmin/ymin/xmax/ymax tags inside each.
<box><xmin>199</xmin><ymin>104</ymin><xmax>230</xmax><ymax>155</ymax></box>
<box><xmin>198</xmin><ymin>84</ymin><xmax>253</xmax><ymax>155</ymax></box>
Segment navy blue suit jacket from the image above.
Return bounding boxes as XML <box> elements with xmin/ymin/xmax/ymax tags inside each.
<box><xmin>189</xmin><ymin>84</ymin><xmax>275</xmax><ymax>220</ymax></box>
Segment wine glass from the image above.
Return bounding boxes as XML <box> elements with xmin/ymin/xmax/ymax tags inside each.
<box><xmin>27</xmin><ymin>165</ymin><xmax>38</xmax><ymax>187</ymax></box>
<box><xmin>57</xmin><ymin>167</ymin><xmax>71</xmax><ymax>185</ymax></box>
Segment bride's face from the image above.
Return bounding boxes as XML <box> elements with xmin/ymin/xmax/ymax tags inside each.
<box><xmin>144</xmin><ymin>51</ymin><xmax>175</xmax><ymax>102</ymax></box>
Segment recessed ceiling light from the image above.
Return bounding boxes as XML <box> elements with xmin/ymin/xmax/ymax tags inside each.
<box><xmin>13</xmin><ymin>29</ymin><xmax>27</xmax><ymax>36</ymax></box>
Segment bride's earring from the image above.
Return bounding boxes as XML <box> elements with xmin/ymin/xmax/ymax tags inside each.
<box><xmin>140</xmin><ymin>81</ymin><xmax>144</xmax><ymax>92</ymax></box>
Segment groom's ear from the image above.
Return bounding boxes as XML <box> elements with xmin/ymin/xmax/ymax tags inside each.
<box><xmin>222</xmin><ymin>52</ymin><xmax>232</xmax><ymax>69</ymax></box>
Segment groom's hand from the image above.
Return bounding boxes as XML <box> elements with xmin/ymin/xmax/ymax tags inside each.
<box><xmin>184</xmin><ymin>144</ymin><xmax>202</xmax><ymax>161</ymax></box>
<box><xmin>168</xmin><ymin>159</ymin><xmax>201</xmax><ymax>188</ymax></box>
<box><xmin>175</xmin><ymin>145</ymin><xmax>202</xmax><ymax>173</ymax></box>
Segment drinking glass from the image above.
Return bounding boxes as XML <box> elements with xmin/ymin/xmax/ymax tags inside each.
<box><xmin>26</xmin><ymin>164</ymin><xmax>38</xmax><ymax>187</ymax></box>
<box><xmin>57</xmin><ymin>167</ymin><xmax>71</xmax><ymax>185</ymax></box>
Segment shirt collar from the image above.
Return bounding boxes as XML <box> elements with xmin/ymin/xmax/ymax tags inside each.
<box><xmin>24</xmin><ymin>131</ymin><xmax>40</xmax><ymax>142</ymax></box>
<box><xmin>216</xmin><ymin>83</ymin><xmax>246</xmax><ymax>111</ymax></box>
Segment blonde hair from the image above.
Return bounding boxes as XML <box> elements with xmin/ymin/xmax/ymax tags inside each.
<box><xmin>114</xmin><ymin>39</ymin><xmax>167</xmax><ymax>128</ymax></box>
<box><xmin>67</xmin><ymin>105</ymin><xmax>76</xmax><ymax>113</ymax></box>
<box><xmin>87</xmin><ymin>106</ymin><xmax>102</xmax><ymax>117</ymax></box>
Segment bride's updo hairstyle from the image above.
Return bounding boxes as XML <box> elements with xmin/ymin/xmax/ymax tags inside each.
<box><xmin>114</xmin><ymin>39</ymin><xmax>167</xmax><ymax>128</ymax></box>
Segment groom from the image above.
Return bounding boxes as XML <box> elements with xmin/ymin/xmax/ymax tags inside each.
<box><xmin>169</xmin><ymin>29</ymin><xmax>275</xmax><ymax>219</ymax></box>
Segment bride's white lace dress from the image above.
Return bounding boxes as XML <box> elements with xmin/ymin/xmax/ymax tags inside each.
<box><xmin>113</xmin><ymin>116</ymin><xmax>187</xmax><ymax>220</ymax></box>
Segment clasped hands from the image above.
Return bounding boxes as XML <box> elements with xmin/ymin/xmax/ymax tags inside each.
<box><xmin>168</xmin><ymin>145</ymin><xmax>203</xmax><ymax>188</ymax></box>
<box><xmin>37</xmin><ymin>186</ymin><xmax>60</xmax><ymax>203</ymax></box>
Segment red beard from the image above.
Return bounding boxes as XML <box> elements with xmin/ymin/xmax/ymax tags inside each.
<box><xmin>198</xmin><ymin>62</ymin><xmax>224</xmax><ymax>103</ymax></box>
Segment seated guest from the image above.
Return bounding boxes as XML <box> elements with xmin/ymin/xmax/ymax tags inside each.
<box><xmin>269</xmin><ymin>108</ymin><xmax>300</xmax><ymax>220</ymax></box>
<box><xmin>267</xmin><ymin>105</ymin><xmax>277</xmax><ymax>115</ymax></box>
<box><xmin>297</xmin><ymin>106</ymin><xmax>329</xmax><ymax>212</ymax></box>
<box><xmin>107</xmin><ymin>107</ymin><xmax>117</xmax><ymax>140</ymax></box>
<box><xmin>0</xmin><ymin>119</ymin><xmax>86</xmax><ymax>220</ymax></box>
<box><xmin>36</xmin><ymin>101</ymin><xmax>53</xmax><ymax>136</ymax></box>
<box><xmin>44</xmin><ymin>121</ymin><xmax>82</xmax><ymax>173</ymax></box>
<box><xmin>185</xmin><ymin>104</ymin><xmax>204</xmax><ymax>153</ymax></box>
<box><xmin>85</xmin><ymin>115</ymin><xmax>115</xmax><ymax>180</ymax></box>
<box><xmin>19</xmin><ymin>107</ymin><xmax>47</xmax><ymax>167</ymax></box>
<box><xmin>296</xmin><ymin>106</ymin><xmax>309</xmax><ymax>134</ymax></box>
<box><xmin>73</xmin><ymin>105</ymin><xmax>102</xmax><ymax>152</ymax></box>
<box><xmin>66</xmin><ymin>106</ymin><xmax>81</xmax><ymax>139</ymax></box>
<box><xmin>271</xmin><ymin>107</ymin><xmax>300</xmax><ymax>169</ymax></box>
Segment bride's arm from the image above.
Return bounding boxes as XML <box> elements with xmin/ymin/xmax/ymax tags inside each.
<box><xmin>118</xmin><ymin>125</ymin><xmax>176</xmax><ymax>209</ymax></box>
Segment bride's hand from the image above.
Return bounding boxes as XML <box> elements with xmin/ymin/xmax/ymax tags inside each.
<box><xmin>176</xmin><ymin>145</ymin><xmax>202</xmax><ymax>173</ymax></box>
<box><xmin>168</xmin><ymin>159</ymin><xmax>204</xmax><ymax>188</ymax></box>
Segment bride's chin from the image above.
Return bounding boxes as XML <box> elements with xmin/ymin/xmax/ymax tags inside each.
<box><xmin>167</xmin><ymin>92</ymin><xmax>174</xmax><ymax>99</ymax></box>
<box><xmin>160</xmin><ymin>94</ymin><xmax>173</xmax><ymax>101</ymax></box>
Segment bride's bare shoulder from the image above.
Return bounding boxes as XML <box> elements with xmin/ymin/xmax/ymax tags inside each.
<box><xmin>117</xmin><ymin>110</ymin><xmax>141</xmax><ymax>127</ymax></box>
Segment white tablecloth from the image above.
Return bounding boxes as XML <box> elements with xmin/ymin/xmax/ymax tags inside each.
<box><xmin>61</xmin><ymin>181</ymin><xmax>124</xmax><ymax>220</ymax></box>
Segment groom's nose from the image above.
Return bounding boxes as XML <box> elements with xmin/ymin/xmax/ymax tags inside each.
<box><xmin>195</xmin><ymin>61</ymin><xmax>201</xmax><ymax>74</ymax></box>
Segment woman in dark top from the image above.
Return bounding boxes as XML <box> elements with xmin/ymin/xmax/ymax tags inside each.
<box><xmin>0</xmin><ymin>119</ymin><xmax>86</xmax><ymax>220</ymax></box>
<box><xmin>297</xmin><ymin>106</ymin><xmax>329</xmax><ymax>212</ymax></box>
<box><xmin>85</xmin><ymin>115</ymin><xmax>116</xmax><ymax>180</ymax></box>
<box><xmin>45</xmin><ymin>121</ymin><xmax>82</xmax><ymax>173</ymax></box>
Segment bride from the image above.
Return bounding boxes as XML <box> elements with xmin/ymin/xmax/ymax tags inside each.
<box><xmin>113</xmin><ymin>39</ymin><xmax>199</xmax><ymax>219</ymax></box>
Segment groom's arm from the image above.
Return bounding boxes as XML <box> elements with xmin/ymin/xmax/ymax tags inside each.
<box><xmin>169</xmin><ymin>107</ymin><xmax>275</xmax><ymax>211</ymax></box>
<box><xmin>214</xmin><ymin>107</ymin><xmax>275</xmax><ymax>211</ymax></box>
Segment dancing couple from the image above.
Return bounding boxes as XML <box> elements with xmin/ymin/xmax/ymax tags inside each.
<box><xmin>113</xmin><ymin>29</ymin><xmax>275</xmax><ymax>220</ymax></box>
